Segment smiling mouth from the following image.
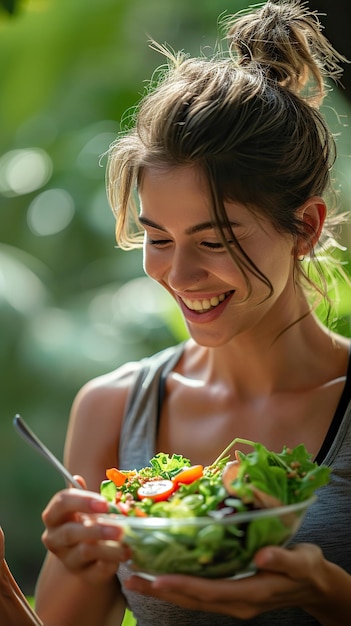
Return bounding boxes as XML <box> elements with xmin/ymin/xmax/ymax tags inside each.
<box><xmin>180</xmin><ymin>291</ymin><xmax>233</xmax><ymax>314</ymax></box>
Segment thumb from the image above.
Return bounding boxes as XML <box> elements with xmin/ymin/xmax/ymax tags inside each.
<box><xmin>254</xmin><ymin>544</ymin><xmax>322</xmax><ymax>579</ymax></box>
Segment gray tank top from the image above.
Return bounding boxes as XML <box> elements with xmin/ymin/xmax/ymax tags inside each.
<box><xmin>117</xmin><ymin>343</ymin><xmax>351</xmax><ymax>626</ymax></box>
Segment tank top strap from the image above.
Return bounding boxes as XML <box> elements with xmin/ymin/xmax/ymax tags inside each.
<box><xmin>315</xmin><ymin>342</ymin><xmax>351</xmax><ymax>464</ymax></box>
<box><xmin>118</xmin><ymin>343</ymin><xmax>185</xmax><ymax>470</ymax></box>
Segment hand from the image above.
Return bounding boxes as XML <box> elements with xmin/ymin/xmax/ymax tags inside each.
<box><xmin>41</xmin><ymin>477</ymin><xmax>129</xmax><ymax>586</ymax></box>
<box><xmin>124</xmin><ymin>543</ymin><xmax>327</xmax><ymax>620</ymax></box>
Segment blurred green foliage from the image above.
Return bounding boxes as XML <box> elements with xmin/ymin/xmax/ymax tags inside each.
<box><xmin>0</xmin><ymin>0</ymin><xmax>350</xmax><ymax>601</ymax></box>
<box><xmin>0</xmin><ymin>0</ymin><xmax>16</xmax><ymax>15</ymax></box>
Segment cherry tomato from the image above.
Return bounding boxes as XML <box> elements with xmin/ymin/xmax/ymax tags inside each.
<box><xmin>116</xmin><ymin>501</ymin><xmax>131</xmax><ymax>515</ymax></box>
<box><xmin>137</xmin><ymin>479</ymin><xmax>175</xmax><ymax>502</ymax></box>
<box><xmin>172</xmin><ymin>465</ymin><xmax>204</xmax><ymax>486</ymax></box>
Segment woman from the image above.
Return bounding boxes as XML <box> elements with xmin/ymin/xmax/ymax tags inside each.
<box><xmin>35</xmin><ymin>1</ymin><xmax>351</xmax><ymax>624</ymax></box>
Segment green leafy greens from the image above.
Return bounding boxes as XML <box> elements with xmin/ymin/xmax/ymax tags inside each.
<box><xmin>100</xmin><ymin>439</ymin><xmax>330</xmax><ymax>578</ymax></box>
<box><xmin>221</xmin><ymin>439</ymin><xmax>331</xmax><ymax>505</ymax></box>
<box><xmin>150</xmin><ymin>452</ymin><xmax>191</xmax><ymax>479</ymax></box>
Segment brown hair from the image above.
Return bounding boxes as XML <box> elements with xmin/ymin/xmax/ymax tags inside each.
<box><xmin>106</xmin><ymin>0</ymin><xmax>347</xmax><ymax>306</ymax></box>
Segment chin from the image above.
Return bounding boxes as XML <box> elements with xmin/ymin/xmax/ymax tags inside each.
<box><xmin>186</xmin><ymin>328</ymin><xmax>234</xmax><ymax>349</ymax></box>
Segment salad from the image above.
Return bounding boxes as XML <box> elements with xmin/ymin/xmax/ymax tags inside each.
<box><xmin>99</xmin><ymin>438</ymin><xmax>330</xmax><ymax>578</ymax></box>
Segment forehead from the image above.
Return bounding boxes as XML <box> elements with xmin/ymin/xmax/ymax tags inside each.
<box><xmin>139</xmin><ymin>165</ymin><xmax>209</xmax><ymax>198</ymax></box>
<box><xmin>139</xmin><ymin>167</ymin><xmax>223</xmax><ymax>239</ymax></box>
<box><xmin>138</xmin><ymin>166</ymin><xmax>218</xmax><ymax>232</ymax></box>
<box><xmin>138</xmin><ymin>164</ymin><xmax>257</xmax><ymax>228</ymax></box>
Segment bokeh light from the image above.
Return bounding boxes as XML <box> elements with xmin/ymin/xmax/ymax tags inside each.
<box><xmin>0</xmin><ymin>148</ymin><xmax>52</xmax><ymax>196</ymax></box>
<box><xmin>27</xmin><ymin>188</ymin><xmax>75</xmax><ymax>236</ymax></box>
<box><xmin>0</xmin><ymin>245</ymin><xmax>48</xmax><ymax>314</ymax></box>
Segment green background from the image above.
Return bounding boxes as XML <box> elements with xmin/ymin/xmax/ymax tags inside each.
<box><xmin>0</xmin><ymin>3</ymin><xmax>350</xmax><ymax>622</ymax></box>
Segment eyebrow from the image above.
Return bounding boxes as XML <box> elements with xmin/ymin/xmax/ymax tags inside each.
<box><xmin>139</xmin><ymin>215</ymin><xmax>237</xmax><ymax>235</ymax></box>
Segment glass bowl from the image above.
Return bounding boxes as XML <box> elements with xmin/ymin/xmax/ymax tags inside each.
<box><xmin>96</xmin><ymin>495</ymin><xmax>316</xmax><ymax>579</ymax></box>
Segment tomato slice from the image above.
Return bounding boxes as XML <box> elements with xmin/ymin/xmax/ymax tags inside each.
<box><xmin>172</xmin><ymin>465</ymin><xmax>204</xmax><ymax>486</ymax></box>
<box><xmin>137</xmin><ymin>479</ymin><xmax>175</xmax><ymax>502</ymax></box>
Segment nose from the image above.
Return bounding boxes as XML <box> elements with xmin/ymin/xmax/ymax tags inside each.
<box><xmin>167</xmin><ymin>246</ymin><xmax>208</xmax><ymax>292</ymax></box>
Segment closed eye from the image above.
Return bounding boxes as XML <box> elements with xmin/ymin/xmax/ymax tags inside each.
<box><xmin>201</xmin><ymin>240</ymin><xmax>234</xmax><ymax>250</ymax></box>
<box><xmin>146</xmin><ymin>237</ymin><xmax>172</xmax><ymax>246</ymax></box>
<box><xmin>201</xmin><ymin>241</ymin><xmax>224</xmax><ymax>249</ymax></box>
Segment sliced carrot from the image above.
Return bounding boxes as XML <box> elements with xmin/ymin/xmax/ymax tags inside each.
<box><xmin>134</xmin><ymin>507</ymin><xmax>148</xmax><ymax>517</ymax></box>
<box><xmin>106</xmin><ymin>467</ymin><xmax>127</xmax><ymax>487</ymax></box>
<box><xmin>172</xmin><ymin>465</ymin><xmax>203</xmax><ymax>486</ymax></box>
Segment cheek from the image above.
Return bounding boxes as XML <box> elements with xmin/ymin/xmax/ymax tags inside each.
<box><xmin>142</xmin><ymin>247</ymin><xmax>152</xmax><ymax>277</ymax></box>
<box><xmin>242</xmin><ymin>236</ymin><xmax>294</xmax><ymax>291</ymax></box>
<box><xmin>142</xmin><ymin>246</ymin><xmax>164</xmax><ymax>281</ymax></box>
<box><xmin>249</xmin><ymin>227</ymin><xmax>293</xmax><ymax>263</ymax></box>
<box><xmin>257</xmin><ymin>242</ymin><xmax>294</xmax><ymax>288</ymax></box>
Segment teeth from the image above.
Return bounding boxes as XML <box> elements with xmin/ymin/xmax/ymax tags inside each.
<box><xmin>182</xmin><ymin>292</ymin><xmax>228</xmax><ymax>313</ymax></box>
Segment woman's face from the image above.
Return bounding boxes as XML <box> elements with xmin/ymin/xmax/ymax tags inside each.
<box><xmin>139</xmin><ymin>165</ymin><xmax>297</xmax><ymax>347</ymax></box>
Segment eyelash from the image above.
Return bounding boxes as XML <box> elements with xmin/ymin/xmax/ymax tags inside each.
<box><xmin>147</xmin><ymin>238</ymin><xmax>171</xmax><ymax>247</ymax></box>
<box><xmin>200</xmin><ymin>241</ymin><xmax>225</xmax><ymax>249</ymax></box>
<box><xmin>147</xmin><ymin>238</ymin><xmax>233</xmax><ymax>251</ymax></box>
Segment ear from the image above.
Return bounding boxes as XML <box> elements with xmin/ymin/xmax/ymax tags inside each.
<box><xmin>295</xmin><ymin>196</ymin><xmax>326</xmax><ymax>258</ymax></box>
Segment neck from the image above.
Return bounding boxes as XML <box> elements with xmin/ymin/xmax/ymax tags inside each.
<box><xmin>190</xmin><ymin>312</ymin><xmax>344</xmax><ymax>398</ymax></box>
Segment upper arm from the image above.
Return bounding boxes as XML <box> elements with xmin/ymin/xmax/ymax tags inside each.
<box><xmin>35</xmin><ymin>363</ymin><xmax>141</xmax><ymax>626</ymax></box>
<box><xmin>63</xmin><ymin>362</ymin><xmax>140</xmax><ymax>492</ymax></box>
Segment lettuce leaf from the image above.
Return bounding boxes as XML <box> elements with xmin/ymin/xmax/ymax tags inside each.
<box><xmin>230</xmin><ymin>440</ymin><xmax>330</xmax><ymax>504</ymax></box>
<box><xmin>150</xmin><ymin>452</ymin><xmax>191</xmax><ymax>479</ymax></box>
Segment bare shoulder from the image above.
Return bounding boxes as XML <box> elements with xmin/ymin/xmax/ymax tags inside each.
<box><xmin>64</xmin><ymin>361</ymin><xmax>143</xmax><ymax>489</ymax></box>
<box><xmin>330</xmin><ymin>334</ymin><xmax>351</xmax><ymax>372</ymax></box>
<box><xmin>332</xmin><ymin>334</ymin><xmax>351</xmax><ymax>351</ymax></box>
<box><xmin>74</xmin><ymin>359</ymin><xmax>142</xmax><ymax>407</ymax></box>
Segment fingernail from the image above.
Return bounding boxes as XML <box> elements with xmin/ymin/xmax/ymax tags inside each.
<box><xmin>101</xmin><ymin>525</ymin><xmax>121</xmax><ymax>539</ymax></box>
<box><xmin>89</xmin><ymin>498</ymin><xmax>109</xmax><ymax>512</ymax></box>
<box><xmin>255</xmin><ymin>548</ymin><xmax>273</xmax><ymax>566</ymax></box>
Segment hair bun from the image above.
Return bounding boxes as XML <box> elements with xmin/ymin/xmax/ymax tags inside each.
<box><xmin>225</xmin><ymin>0</ymin><xmax>347</xmax><ymax>105</ymax></box>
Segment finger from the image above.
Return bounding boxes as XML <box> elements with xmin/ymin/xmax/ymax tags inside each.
<box><xmin>125</xmin><ymin>575</ymin><xmax>262</xmax><ymax>619</ymax></box>
<box><xmin>42</xmin><ymin>489</ymin><xmax>109</xmax><ymax>526</ymax></box>
<box><xmin>125</xmin><ymin>568</ymin><xmax>303</xmax><ymax>619</ymax></box>
<box><xmin>126</xmin><ymin>573</ymin><xmax>256</xmax><ymax>604</ymax></box>
<box><xmin>42</xmin><ymin>520</ymin><xmax>129</xmax><ymax>585</ymax></box>
<box><xmin>124</xmin><ymin>576</ymin><xmax>217</xmax><ymax>613</ymax></box>
<box><xmin>72</xmin><ymin>474</ymin><xmax>87</xmax><ymax>489</ymax></box>
<box><xmin>42</xmin><ymin>516</ymin><xmax>122</xmax><ymax>553</ymax></box>
<box><xmin>254</xmin><ymin>543</ymin><xmax>322</xmax><ymax>579</ymax></box>
<box><xmin>56</xmin><ymin>544</ymin><xmax>128</xmax><ymax>586</ymax></box>
<box><xmin>63</xmin><ymin>536</ymin><xmax>130</xmax><ymax>571</ymax></box>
